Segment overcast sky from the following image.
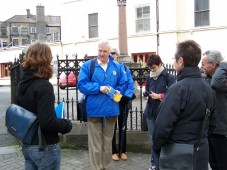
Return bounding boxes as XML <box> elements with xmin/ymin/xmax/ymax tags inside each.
<box><xmin>0</xmin><ymin>0</ymin><xmax>63</xmax><ymax>21</ymax></box>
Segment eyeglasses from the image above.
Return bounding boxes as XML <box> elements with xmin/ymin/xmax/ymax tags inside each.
<box><xmin>111</xmin><ymin>52</ymin><xmax>117</xmax><ymax>55</ymax></box>
<box><xmin>148</xmin><ymin>65</ymin><xmax>159</xmax><ymax>70</ymax></box>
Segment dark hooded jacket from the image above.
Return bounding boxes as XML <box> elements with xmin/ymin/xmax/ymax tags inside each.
<box><xmin>17</xmin><ymin>68</ymin><xmax>72</xmax><ymax>145</ymax></box>
<box><xmin>153</xmin><ymin>67</ymin><xmax>217</xmax><ymax>151</ymax></box>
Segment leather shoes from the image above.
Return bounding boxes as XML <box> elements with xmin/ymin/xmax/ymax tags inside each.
<box><xmin>120</xmin><ymin>153</ymin><xmax>127</xmax><ymax>160</ymax></box>
<box><xmin>112</xmin><ymin>154</ymin><xmax>119</xmax><ymax>161</ymax></box>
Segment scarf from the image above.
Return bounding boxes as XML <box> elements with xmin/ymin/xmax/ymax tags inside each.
<box><xmin>150</xmin><ymin>66</ymin><xmax>164</xmax><ymax>79</ymax></box>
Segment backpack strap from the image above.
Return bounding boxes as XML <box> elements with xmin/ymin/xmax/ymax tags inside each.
<box><xmin>89</xmin><ymin>59</ymin><xmax>96</xmax><ymax>81</ymax></box>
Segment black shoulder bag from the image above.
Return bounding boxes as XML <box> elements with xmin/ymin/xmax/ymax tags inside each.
<box><xmin>159</xmin><ymin>108</ymin><xmax>211</xmax><ymax>170</ymax></box>
<box><xmin>6</xmin><ymin>104</ymin><xmax>46</xmax><ymax>150</ymax></box>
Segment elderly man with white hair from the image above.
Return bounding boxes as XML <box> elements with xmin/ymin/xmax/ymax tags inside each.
<box><xmin>78</xmin><ymin>40</ymin><xmax>126</xmax><ymax>170</ymax></box>
<box><xmin>202</xmin><ymin>50</ymin><xmax>227</xmax><ymax>170</ymax></box>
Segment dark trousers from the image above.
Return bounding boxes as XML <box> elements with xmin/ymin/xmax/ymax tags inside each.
<box><xmin>209</xmin><ymin>133</ymin><xmax>227</xmax><ymax>170</ymax></box>
<box><xmin>112</xmin><ymin>104</ymin><xmax>128</xmax><ymax>154</ymax></box>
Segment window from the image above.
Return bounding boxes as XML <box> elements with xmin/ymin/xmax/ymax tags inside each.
<box><xmin>53</xmin><ymin>32</ymin><xmax>60</xmax><ymax>42</ymax></box>
<box><xmin>31</xmin><ymin>27</ymin><xmax>36</xmax><ymax>33</ymax></box>
<box><xmin>11</xmin><ymin>27</ymin><xmax>19</xmax><ymax>36</ymax></box>
<box><xmin>131</xmin><ymin>52</ymin><xmax>155</xmax><ymax>64</ymax></box>
<box><xmin>12</xmin><ymin>38</ymin><xmax>19</xmax><ymax>46</ymax></box>
<box><xmin>1</xmin><ymin>27</ymin><xmax>7</xmax><ymax>36</ymax></box>
<box><xmin>21</xmin><ymin>27</ymin><xmax>28</xmax><ymax>36</ymax></box>
<box><xmin>136</xmin><ymin>6</ymin><xmax>150</xmax><ymax>33</ymax></box>
<box><xmin>22</xmin><ymin>39</ymin><xmax>29</xmax><ymax>45</ymax></box>
<box><xmin>88</xmin><ymin>13</ymin><xmax>98</xmax><ymax>38</ymax></box>
<box><xmin>194</xmin><ymin>0</ymin><xmax>209</xmax><ymax>27</ymax></box>
<box><xmin>31</xmin><ymin>39</ymin><xmax>36</xmax><ymax>43</ymax></box>
<box><xmin>46</xmin><ymin>27</ymin><xmax>51</xmax><ymax>34</ymax></box>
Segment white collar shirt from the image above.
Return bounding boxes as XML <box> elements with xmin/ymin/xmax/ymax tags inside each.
<box><xmin>97</xmin><ymin>58</ymin><xmax>109</xmax><ymax>71</ymax></box>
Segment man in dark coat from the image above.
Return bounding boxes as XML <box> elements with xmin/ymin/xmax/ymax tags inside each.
<box><xmin>153</xmin><ymin>40</ymin><xmax>217</xmax><ymax>170</ymax></box>
<box><xmin>202</xmin><ymin>50</ymin><xmax>227</xmax><ymax>170</ymax></box>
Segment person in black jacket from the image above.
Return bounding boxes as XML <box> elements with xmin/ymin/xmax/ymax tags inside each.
<box><xmin>202</xmin><ymin>50</ymin><xmax>227</xmax><ymax>170</ymax></box>
<box><xmin>143</xmin><ymin>54</ymin><xmax>175</xmax><ymax>170</ymax></box>
<box><xmin>17</xmin><ymin>41</ymin><xmax>72</xmax><ymax>170</ymax></box>
<box><xmin>153</xmin><ymin>40</ymin><xmax>217</xmax><ymax>170</ymax></box>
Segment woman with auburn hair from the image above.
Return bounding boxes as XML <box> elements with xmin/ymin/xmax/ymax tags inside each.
<box><xmin>17</xmin><ymin>41</ymin><xmax>72</xmax><ymax>170</ymax></box>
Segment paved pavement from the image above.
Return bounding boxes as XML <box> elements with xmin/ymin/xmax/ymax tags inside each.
<box><xmin>0</xmin><ymin>145</ymin><xmax>151</xmax><ymax>170</ymax></box>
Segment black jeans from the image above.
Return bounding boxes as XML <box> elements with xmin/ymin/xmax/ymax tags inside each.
<box><xmin>112</xmin><ymin>104</ymin><xmax>128</xmax><ymax>154</ymax></box>
<box><xmin>209</xmin><ymin>133</ymin><xmax>227</xmax><ymax>170</ymax></box>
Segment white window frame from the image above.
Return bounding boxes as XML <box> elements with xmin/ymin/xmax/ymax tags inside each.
<box><xmin>1</xmin><ymin>27</ymin><xmax>7</xmax><ymax>36</ymax></box>
<box><xmin>11</xmin><ymin>27</ymin><xmax>19</xmax><ymax>35</ymax></box>
<box><xmin>194</xmin><ymin>0</ymin><xmax>209</xmax><ymax>27</ymax></box>
<box><xmin>46</xmin><ymin>27</ymin><xmax>51</xmax><ymax>34</ymax></box>
<box><xmin>88</xmin><ymin>13</ymin><xmax>98</xmax><ymax>39</ymax></box>
<box><xmin>30</xmin><ymin>27</ymin><xmax>36</xmax><ymax>33</ymax></box>
<box><xmin>31</xmin><ymin>39</ymin><xmax>36</xmax><ymax>43</ymax></box>
<box><xmin>22</xmin><ymin>39</ymin><xmax>29</xmax><ymax>45</ymax></box>
<box><xmin>21</xmin><ymin>27</ymin><xmax>28</xmax><ymax>35</ymax></box>
<box><xmin>12</xmin><ymin>38</ymin><xmax>19</xmax><ymax>46</ymax></box>
<box><xmin>135</xmin><ymin>5</ymin><xmax>150</xmax><ymax>33</ymax></box>
<box><xmin>53</xmin><ymin>32</ymin><xmax>60</xmax><ymax>42</ymax></box>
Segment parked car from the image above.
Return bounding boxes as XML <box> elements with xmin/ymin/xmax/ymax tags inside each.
<box><xmin>59</xmin><ymin>72</ymin><xmax>77</xmax><ymax>89</ymax></box>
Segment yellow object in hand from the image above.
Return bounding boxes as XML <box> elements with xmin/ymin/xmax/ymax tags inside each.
<box><xmin>113</xmin><ymin>92</ymin><xmax>122</xmax><ymax>102</ymax></box>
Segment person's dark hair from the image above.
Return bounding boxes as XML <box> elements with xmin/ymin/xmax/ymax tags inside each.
<box><xmin>175</xmin><ymin>40</ymin><xmax>201</xmax><ymax>67</ymax></box>
<box><xmin>21</xmin><ymin>41</ymin><xmax>53</xmax><ymax>79</ymax></box>
<box><xmin>146</xmin><ymin>54</ymin><xmax>163</xmax><ymax>67</ymax></box>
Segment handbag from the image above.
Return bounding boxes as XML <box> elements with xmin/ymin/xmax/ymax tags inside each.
<box><xmin>159</xmin><ymin>108</ymin><xmax>211</xmax><ymax>170</ymax></box>
<box><xmin>5</xmin><ymin>104</ymin><xmax>46</xmax><ymax>150</ymax></box>
<box><xmin>77</xmin><ymin>96</ymin><xmax>87</xmax><ymax>122</ymax></box>
<box><xmin>159</xmin><ymin>143</ymin><xmax>194</xmax><ymax>170</ymax></box>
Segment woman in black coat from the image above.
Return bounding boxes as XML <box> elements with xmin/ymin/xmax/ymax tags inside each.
<box><xmin>153</xmin><ymin>40</ymin><xmax>217</xmax><ymax>170</ymax></box>
<box><xmin>17</xmin><ymin>41</ymin><xmax>72</xmax><ymax>170</ymax></box>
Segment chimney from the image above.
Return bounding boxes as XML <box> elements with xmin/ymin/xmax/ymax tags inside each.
<box><xmin>36</xmin><ymin>5</ymin><xmax>46</xmax><ymax>41</ymax></box>
<box><xmin>26</xmin><ymin>9</ymin><xmax>30</xmax><ymax>18</ymax></box>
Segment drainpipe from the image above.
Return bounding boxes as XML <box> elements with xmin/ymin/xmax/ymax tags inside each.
<box><xmin>156</xmin><ymin>0</ymin><xmax>159</xmax><ymax>54</ymax></box>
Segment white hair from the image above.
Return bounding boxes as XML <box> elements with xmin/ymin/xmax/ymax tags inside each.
<box><xmin>97</xmin><ymin>39</ymin><xmax>111</xmax><ymax>51</ymax></box>
<box><xmin>207</xmin><ymin>50</ymin><xmax>223</xmax><ymax>65</ymax></box>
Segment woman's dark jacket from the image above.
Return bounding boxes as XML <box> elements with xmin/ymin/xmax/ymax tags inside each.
<box><xmin>153</xmin><ymin>67</ymin><xmax>217</xmax><ymax>151</ymax></box>
<box><xmin>144</xmin><ymin>69</ymin><xmax>175</xmax><ymax>119</ymax></box>
<box><xmin>17</xmin><ymin>68</ymin><xmax>72</xmax><ymax>145</ymax></box>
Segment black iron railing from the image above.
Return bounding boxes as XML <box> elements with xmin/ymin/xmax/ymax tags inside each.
<box><xmin>10</xmin><ymin>54</ymin><xmax>176</xmax><ymax>131</ymax></box>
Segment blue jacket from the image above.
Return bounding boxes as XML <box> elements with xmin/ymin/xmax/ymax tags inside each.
<box><xmin>78</xmin><ymin>56</ymin><xmax>126</xmax><ymax>118</ymax></box>
<box><xmin>121</xmin><ymin>63</ymin><xmax>135</xmax><ymax>98</ymax></box>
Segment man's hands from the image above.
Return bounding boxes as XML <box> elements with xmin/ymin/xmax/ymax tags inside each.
<box><xmin>100</xmin><ymin>86</ymin><xmax>109</xmax><ymax>94</ymax></box>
